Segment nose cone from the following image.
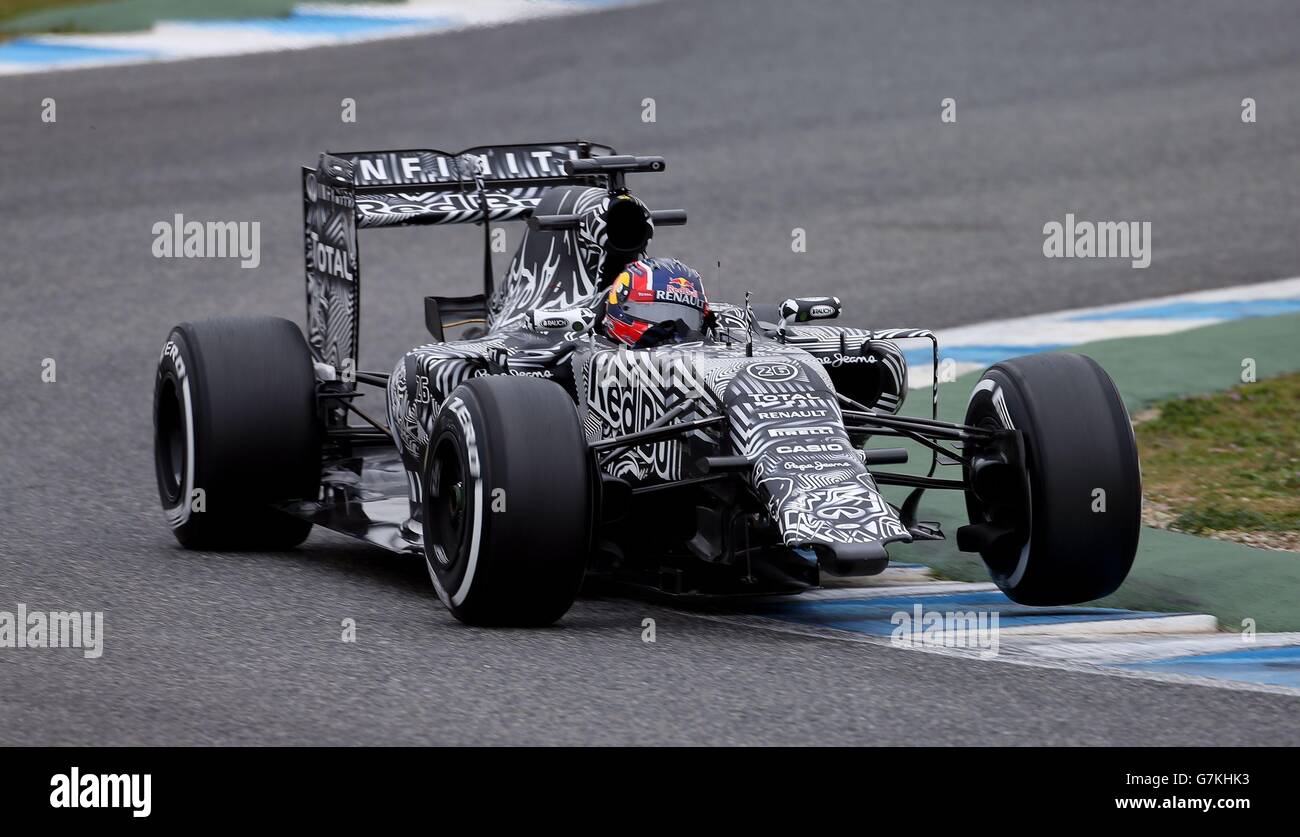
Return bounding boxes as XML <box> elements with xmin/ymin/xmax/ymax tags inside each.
<box><xmin>722</xmin><ymin>360</ymin><xmax>911</xmax><ymax>566</ymax></box>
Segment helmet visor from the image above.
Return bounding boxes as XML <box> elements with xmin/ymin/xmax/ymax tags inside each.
<box><xmin>619</xmin><ymin>300</ymin><xmax>706</xmax><ymax>333</ymax></box>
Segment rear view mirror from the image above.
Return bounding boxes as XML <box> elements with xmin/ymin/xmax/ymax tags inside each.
<box><xmin>528</xmin><ymin>307</ymin><xmax>596</xmax><ymax>335</ymax></box>
<box><xmin>779</xmin><ymin>296</ymin><xmax>841</xmax><ymax>323</ymax></box>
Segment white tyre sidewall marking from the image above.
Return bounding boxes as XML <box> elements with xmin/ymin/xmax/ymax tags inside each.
<box><xmin>971</xmin><ymin>375</ymin><xmax>1032</xmax><ymax>589</ymax></box>
<box><xmin>423</xmin><ymin>397</ymin><xmax>485</xmax><ymax>609</ymax></box>
<box><xmin>163</xmin><ymin>358</ymin><xmax>197</xmax><ymax>529</ymax></box>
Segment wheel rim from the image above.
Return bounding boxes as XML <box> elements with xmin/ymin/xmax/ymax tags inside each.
<box><xmin>966</xmin><ymin>410</ymin><xmax>1030</xmax><ymax>578</ymax></box>
<box><xmin>430</xmin><ymin>439</ymin><xmax>467</xmax><ymax>569</ymax></box>
<box><xmin>156</xmin><ymin>375</ymin><xmax>186</xmax><ymax>503</ymax></box>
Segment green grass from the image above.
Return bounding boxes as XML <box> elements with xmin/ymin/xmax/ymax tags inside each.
<box><xmin>0</xmin><ymin>0</ymin><xmax>94</xmax><ymax>27</ymax></box>
<box><xmin>1137</xmin><ymin>372</ymin><xmax>1300</xmax><ymax>536</ymax></box>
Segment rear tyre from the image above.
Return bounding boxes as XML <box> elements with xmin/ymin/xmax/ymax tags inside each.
<box><xmin>153</xmin><ymin>316</ymin><xmax>320</xmax><ymax>550</ymax></box>
<box><xmin>962</xmin><ymin>353</ymin><xmax>1140</xmax><ymax>605</ymax></box>
<box><xmin>422</xmin><ymin>376</ymin><xmax>592</xmax><ymax>626</ymax></box>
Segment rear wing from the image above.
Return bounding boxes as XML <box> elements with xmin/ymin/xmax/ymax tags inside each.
<box><xmin>319</xmin><ymin>141</ymin><xmax>617</xmax><ymax>228</ymax></box>
<box><xmin>302</xmin><ymin>140</ymin><xmax>617</xmax><ymax>374</ymax></box>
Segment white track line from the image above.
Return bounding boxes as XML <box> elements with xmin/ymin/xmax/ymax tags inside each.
<box><xmin>677</xmin><ymin>609</ymin><xmax>1300</xmax><ymax>698</ymax></box>
<box><xmin>998</xmin><ymin>614</ymin><xmax>1219</xmax><ymax>636</ymax></box>
<box><xmin>1007</xmin><ymin>632</ymin><xmax>1300</xmax><ymax>664</ymax></box>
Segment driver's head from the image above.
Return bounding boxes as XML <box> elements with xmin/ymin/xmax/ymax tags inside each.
<box><xmin>604</xmin><ymin>258</ymin><xmax>711</xmax><ymax>348</ymax></box>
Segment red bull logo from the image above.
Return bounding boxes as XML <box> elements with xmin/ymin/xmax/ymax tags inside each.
<box><xmin>658</xmin><ymin>276</ymin><xmax>701</xmax><ymax>306</ymax></box>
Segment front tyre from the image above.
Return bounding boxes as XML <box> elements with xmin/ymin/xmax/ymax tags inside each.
<box><xmin>153</xmin><ymin>316</ymin><xmax>320</xmax><ymax>550</ymax></box>
<box><xmin>962</xmin><ymin>353</ymin><xmax>1140</xmax><ymax>605</ymax></box>
<box><xmin>423</xmin><ymin>376</ymin><xmax>592</xmax><ymax>626</ymax></box>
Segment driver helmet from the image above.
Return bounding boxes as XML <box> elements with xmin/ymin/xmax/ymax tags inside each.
<box><xmin>604</xmin><ymin>258</ymin><xmax>712</xmax><ymax>348</ymax></box>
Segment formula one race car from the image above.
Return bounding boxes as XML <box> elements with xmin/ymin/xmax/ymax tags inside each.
<box><xmin>153</xmin><ymin>141</ymin><xmax>1141</xmax><ymax>625</ymax></box>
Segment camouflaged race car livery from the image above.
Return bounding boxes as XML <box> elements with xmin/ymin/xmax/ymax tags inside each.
<box><xmin>154</xmin><ymin>141</ymin><xmax>1141</xmax><ymax>626</ymax></box>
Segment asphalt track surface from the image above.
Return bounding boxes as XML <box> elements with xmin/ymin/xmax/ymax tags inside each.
<box><xmin>2</xmin><ymin>0</ymin><xmax>1299</xmax><ymax>745</ymax></box>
